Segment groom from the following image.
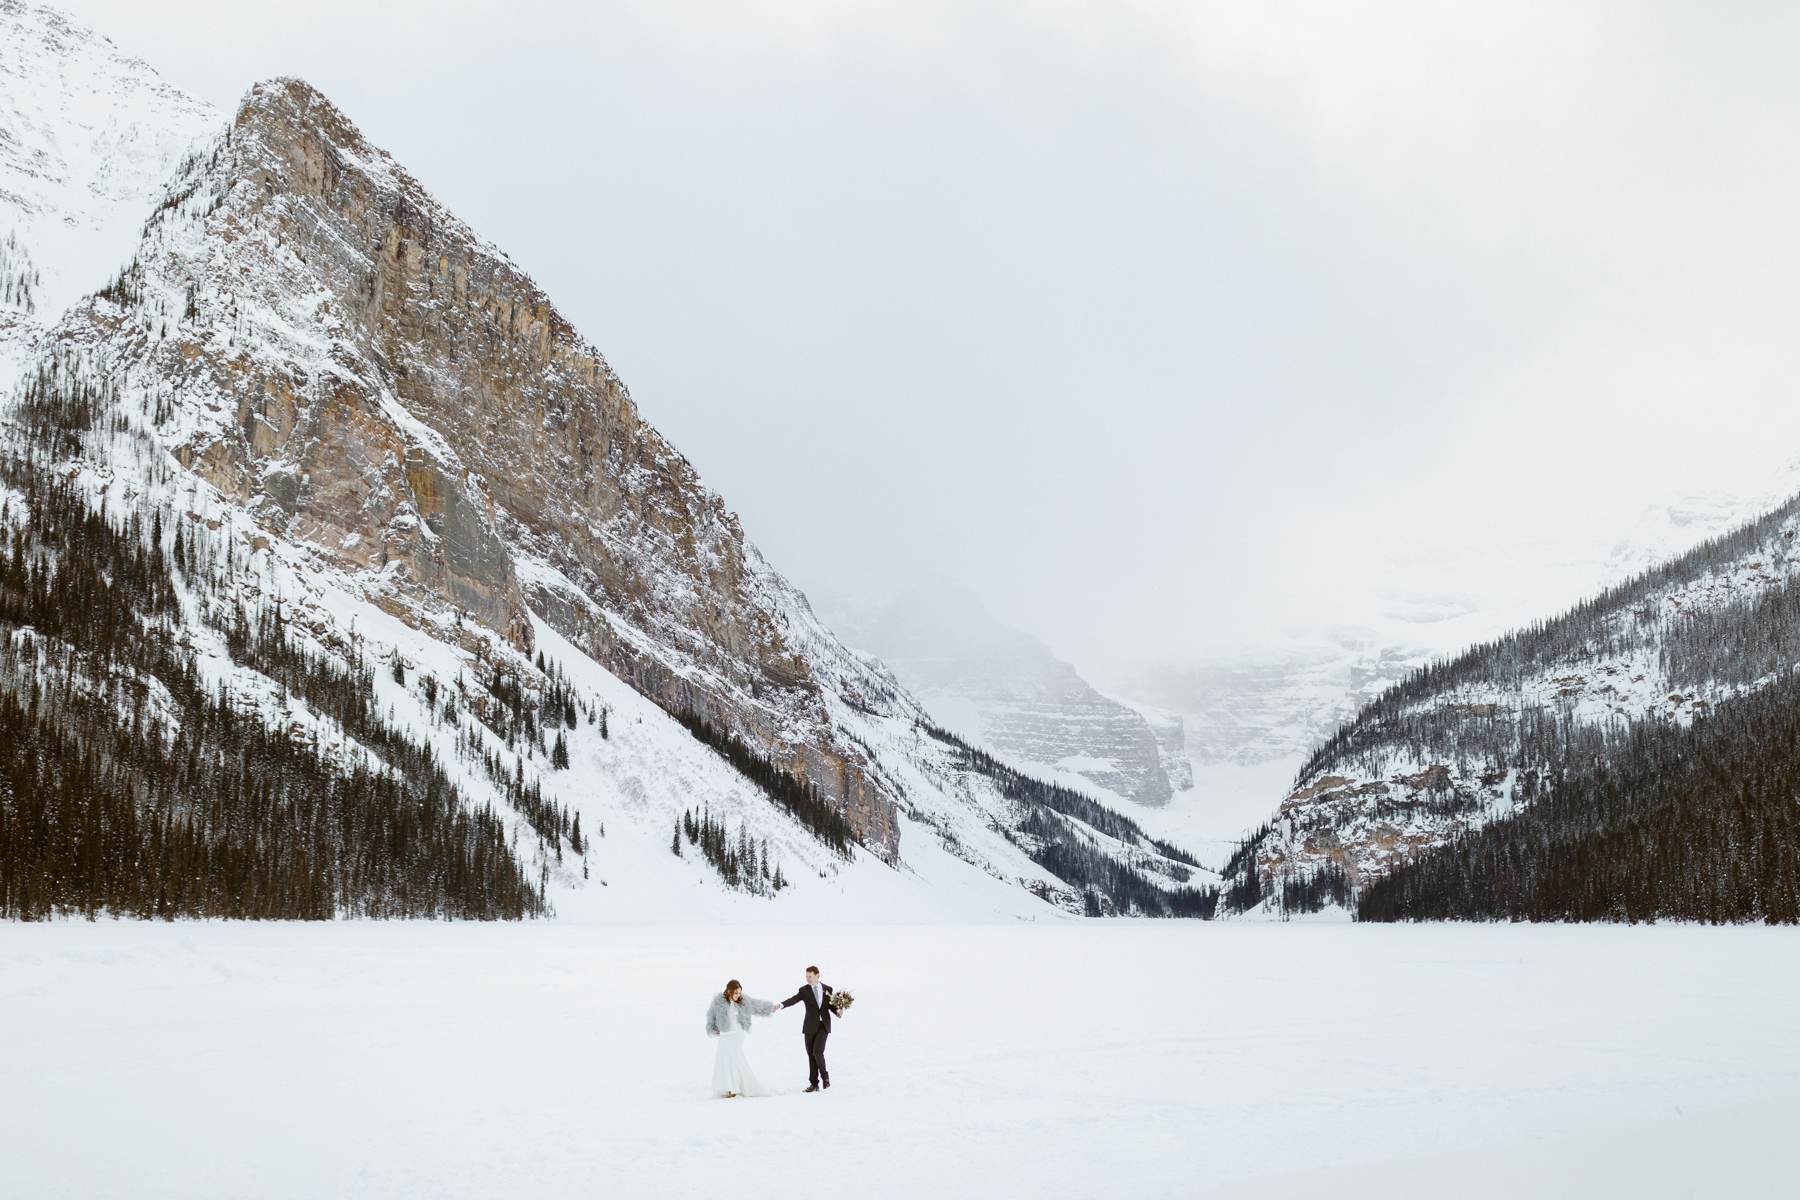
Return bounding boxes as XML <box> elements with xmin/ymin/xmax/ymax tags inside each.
<box><xmin>777</xmin><ymin>965</ymin><xmax>837</xmax><ymax>1092</ymax></box>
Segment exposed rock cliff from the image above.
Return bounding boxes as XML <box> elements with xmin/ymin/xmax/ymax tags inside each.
<box><xmin>52</xmin><ymin>75</ymin><xmax>902</xmax><ymax>849</ymax></box>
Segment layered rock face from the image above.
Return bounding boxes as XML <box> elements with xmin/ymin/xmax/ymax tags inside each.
<box><xmin>820</xmin><ymin>587</ymin><xmax>1175</xmax><ymax>807</ymax></box>
<box><xmin>920</xmin><ymin>655</ymin><xmax>1174</xmax><ymax>808</ymax></box>
<box><xmin>55</xmin><ymin>76</ymin><xmax>900</xmax><ymax>850</ymax></box>
<box><xmin>1135</xmin><ymin>705</ymin><xmax>1194</xmax><ymax>793</ymax></box>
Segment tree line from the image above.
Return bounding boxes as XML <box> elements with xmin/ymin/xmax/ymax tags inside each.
<box><xmin>0</xmin><ymin>373</ymin><xmax>543</xmax><ymax>919</ymax></box>
<box><xmin>672</xmin><ymin>708</ymin><xmax>858</xmax><ymax>856</ymax></box>
<box><xmin>1358</xmin><ymin>668</ymin><xmax>1800</xmax><ymax>923</ymax></box>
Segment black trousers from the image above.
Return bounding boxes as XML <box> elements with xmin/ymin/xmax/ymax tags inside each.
<box><xmin>804</xmin><ymin>1026</ymin><xmax>830</xmax><ymax>1085</ymax></box>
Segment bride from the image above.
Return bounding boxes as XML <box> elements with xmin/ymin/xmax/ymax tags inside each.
<box><xmin>705</xmin><ymin>979</ymin><xmax>779</xmax><ymax>1098</ymax></box>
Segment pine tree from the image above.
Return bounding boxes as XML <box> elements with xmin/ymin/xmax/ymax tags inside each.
<box><xmin>671</xmin><ymin>819</ymin><xmax>683</xmax><ymax>857</ymax></box>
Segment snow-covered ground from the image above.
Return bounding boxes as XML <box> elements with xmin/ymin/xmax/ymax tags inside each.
<box><xmin>2</xmin><ymin>922</ymin><xmax>1793</xmax><ymax>1199</ymax></box>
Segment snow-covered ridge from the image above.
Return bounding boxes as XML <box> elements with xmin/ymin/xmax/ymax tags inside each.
<box><xmin>1233</xmin><ymin>488</ymin><xmax>1800</xmax><ymax>900</ymax></box>
<box><xmin>0</xmin><ymin>0</ymin><xmax>216</xmax><ymax>367</ymax></box>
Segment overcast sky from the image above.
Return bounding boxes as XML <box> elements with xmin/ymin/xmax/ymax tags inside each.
<box><xmin>59</xmin><ymin>0</ymin><xmax>1800</xmax><ymax>666</ymax></box>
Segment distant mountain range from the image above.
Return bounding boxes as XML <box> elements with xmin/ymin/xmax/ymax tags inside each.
<box><xmin>815</xmin><ymin>586</ymin><xmax>1187</xmax><ymax>809</ymax></box>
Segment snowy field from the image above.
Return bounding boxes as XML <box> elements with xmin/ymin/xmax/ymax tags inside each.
<box><xmin>2</xmin><ymin>921</ymin><xmax>1794</xmax><ymax>1199</ymax></box>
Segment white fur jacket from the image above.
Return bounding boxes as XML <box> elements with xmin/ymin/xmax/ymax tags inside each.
<box><xmin>705</xmin><ymin>993</ymin><xmax>777</xmax><ymax>1037</ymax></box>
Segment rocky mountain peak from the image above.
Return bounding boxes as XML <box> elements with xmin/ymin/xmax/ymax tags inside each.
<box><xmin>48</xmin><ymin>65</ymin><xmax>905</xmax><ymax>850</ymax></box>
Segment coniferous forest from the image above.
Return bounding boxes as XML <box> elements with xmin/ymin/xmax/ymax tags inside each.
<box><xmin>1198</xmin><ymin>481</ymin><xmax>1800</xmax><ymax>924</ymax></box>
<box><xmin>1294</xmin><ymin>493</ymin><xmax>1800</xmax><ymax>790</ymax></box>
<box><xmin>673</xmin><ymin>708</ymin><xmax>858</xmax><ymax>857</ymax></box>
<box><xmin>1358</xmin><ymin>669</ymin><xmax>1800</xmax><ymax>923</ymax></box>
<box><xmin>0</xmin><ymin>372</ymin><xmax>543</xmax><ymax>919</ymax></box>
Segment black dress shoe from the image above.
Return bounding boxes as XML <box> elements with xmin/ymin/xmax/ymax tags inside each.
<box><xmin>822</xmin><ymin>1080</ymin><xmax>831</xmax><ymax>1090</ymax></box>
<box><xmin>804</xmin><ymin>1083</ymin><xmax>820</xmax><ymax>1093</ymax></box>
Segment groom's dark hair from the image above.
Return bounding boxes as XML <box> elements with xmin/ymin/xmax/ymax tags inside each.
<box><xmin>806</xmin><ymin>965</ymin><xmax>820</xmax><ymax>975</ymax></box>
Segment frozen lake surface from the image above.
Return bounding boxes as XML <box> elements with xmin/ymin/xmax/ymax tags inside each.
<box><xmin>2</xmin><ymin>920</ymin><xmax>1794</xmax><ymax>1199</ymax></box>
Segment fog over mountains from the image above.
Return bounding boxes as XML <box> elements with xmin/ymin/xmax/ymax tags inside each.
<box><xmin>815</xmin><ymin>586</ymin><xmax>1183</xmax><ymax>810</ymax></box>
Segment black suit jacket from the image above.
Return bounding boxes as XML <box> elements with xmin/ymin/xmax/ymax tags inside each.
<box><xmin>780</xmin><ymin>983</ymin><xmax>836</xmax><ymax>1034</ymax></box>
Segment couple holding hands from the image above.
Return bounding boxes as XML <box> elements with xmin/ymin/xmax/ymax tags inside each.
<box><xmin>704</xmin><ymin>965</ymin><xmax>849</xmax><ymax>1098</ymax></box>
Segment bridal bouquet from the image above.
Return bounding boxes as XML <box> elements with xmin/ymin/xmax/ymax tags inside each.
<box><xmin>828</xmin><ymin>989</ymin><xmax>854</xmax><ymax>1015</ymax></box>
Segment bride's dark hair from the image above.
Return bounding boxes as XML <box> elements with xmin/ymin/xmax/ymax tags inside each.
<box><xmin>723</xmin><ymin>979</ymin><xmax>742</xmax><ymax>1002</ymax></box>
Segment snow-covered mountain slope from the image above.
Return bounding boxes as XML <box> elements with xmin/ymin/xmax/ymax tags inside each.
<box><xmin>0</xmin><ymin>0</ymin><xmax>214</xmax><ymax>382</ymax></box>
<box><xmin>0</xmin><ymin>3</ymin><xmax>1212</xmax><ymax>920</ymax></box>
<box><xmin>817</xmin><ymin>587</ymin><xmax>1177</xmax><ymax>808</ymax></box>
<box><xmin>1216</xmin><ymin>482</ymin><xmax>1800</xmax><ymax>910</ymax></box>
<box><xmin>1096</xmin><ymin>459</ymin><xmax>1800</xmax><ymax>874</ymax></box>
<box><xmin>73</xmin><ymin>71</ymin><xmax>913</xmax><ymax>836</ymax></box>
<box><xmin>1597</xmin><ymin>460</ymin><xmax>1800</xmax><ymax>583</ymax></box>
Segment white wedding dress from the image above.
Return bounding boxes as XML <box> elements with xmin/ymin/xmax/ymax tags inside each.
<box><xmin>706</xmin><ymin>993</ymin><xmax>777</xmax><ymax>1097</ymax></box>
<box><xmin>711</xmin><ymin>1027</ymin><xmax>769</xmax><ymax>1098</ymax></box>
